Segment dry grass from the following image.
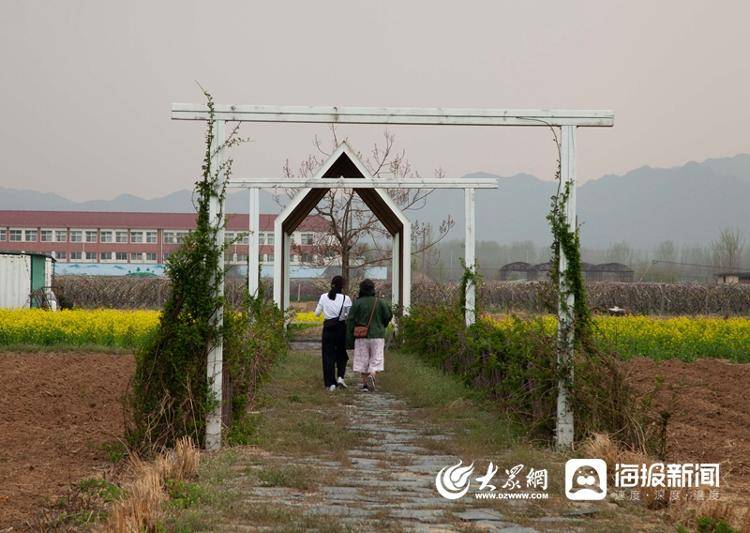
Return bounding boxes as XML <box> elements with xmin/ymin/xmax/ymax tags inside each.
<box><xmin>100</xmin><ymin>437</ymin><xmax>200</xmax><ymax>532</ymax></box>
<box><xmin>582</xmin><ymin>433</ymin><xmax>750</xmax><ymax>530</ymax></box>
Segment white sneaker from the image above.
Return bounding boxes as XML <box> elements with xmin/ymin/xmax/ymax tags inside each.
<box><xmin>336</xmin><ymin>377</ymin><xmax>348</xmax><ymax>389</ymax></box>
<box><xmin>327</xmin><ymin>385</ymin><xmax>337</xmax><ymax>392</ymax></box>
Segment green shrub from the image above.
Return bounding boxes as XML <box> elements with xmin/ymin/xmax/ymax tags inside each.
<box><xmin>399</xmin><ymin>305</ymin><xmax>557</xmax><ymax>437</ymax></box>
<box><xmin>224</xmin><ymin>290</ymin><xmax>287</xmax><ymax>427</ymax></box>
<box><xmin>399</xmin><ymin>300</ymin><xmax>658</xmax><ymax>450</ymax></box>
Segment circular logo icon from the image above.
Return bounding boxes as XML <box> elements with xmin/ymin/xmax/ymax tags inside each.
<box><xmin>435</xmin><ymin>461</ymin><xmax>475</xmax><ymax>500</ymax></box>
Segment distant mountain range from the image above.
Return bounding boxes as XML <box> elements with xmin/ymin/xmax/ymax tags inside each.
<box><xmin>2</xmin><ymin>154</ymin><xmax>749</xmax><ymax>249</ymax></box>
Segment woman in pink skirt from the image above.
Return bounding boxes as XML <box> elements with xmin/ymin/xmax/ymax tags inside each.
<box><xmin>346</xmin><ymin>279</ymin><xmax>393</xmax><ymax>392</ymax></box>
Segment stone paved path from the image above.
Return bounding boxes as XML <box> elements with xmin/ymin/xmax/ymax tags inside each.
<box><xmin>226</xmin><ymin>386</ymin><xmax>545</xmax><ymax>532</ymax></box>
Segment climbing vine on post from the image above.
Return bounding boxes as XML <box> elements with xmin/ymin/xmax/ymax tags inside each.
<box><xmin>127</xmin><ymin>89</ymin><xmax>244</xmax><ymax>452</ymax></box>
<box><xmin>458</xmin><ymin>258</ymin><xmax>482</xmax><ymax>322</ymax></box>
<box><xmin>547</xmin><ymin>125</ymin><xmax>591</xmax><ymax>449</ymax></box>
<box><xmin>547</xmin><ymin>174</ymin><xmax>592</xmax><ymax>346</ymax></box>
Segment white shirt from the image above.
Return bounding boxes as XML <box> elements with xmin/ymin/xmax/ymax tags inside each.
<box><xmin>315</xmin><ymin>293</ymin><xmax>352</xmax><ymax>320</ymax></box>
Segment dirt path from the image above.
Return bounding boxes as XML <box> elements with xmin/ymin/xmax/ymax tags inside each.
<box><xmin>167</xmin><ymin>348</ymin><xmax>667</xmax><ymax>532</ymax></box>
<box><xmin>230</xmin><ymin>390</ymin><xmax>537</xmax><ymax>532</ymax></box>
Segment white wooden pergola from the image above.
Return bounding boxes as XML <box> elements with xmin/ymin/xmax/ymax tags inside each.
<box><xmin>170</xmin><ymin>104</ymin><xmax>614</xmax><ymax>451</ymax></box>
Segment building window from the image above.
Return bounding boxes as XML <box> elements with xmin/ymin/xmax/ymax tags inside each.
<box><xmin>225</xmin><ymin>232</ymin><xmax>235</xmax><ymax>243</ymax></box>
<box><xmin>266</xmin><ymin>253</ymin><xmax>274</xmax><ymax>262</ymax></box>
<box><xmin>114</xmin><ymin>231</ymin><xmax>128</xmax><ymax>243</ymax></box>
<box><xmin>55</xmin><ymin>230</ymin><xmax>67</xmax><ymax>242</ymax></box>
<box><xmin>100</xmin><ymin>230</ymin><xmax>113</xmax><ymax>243</ymax></box>
<box><xmin>130</xmin><ymin>231</ymin><xmax>143</xmax><ymax>243</ymax></box>
<box><xmin>85</xmin><ymin>230</ymin><xmax>97</xmax><ymax>243</ymax></box>
<box><xmin>146</xmin><ymin>231</ymin><xmax>157</xmax><ymax>244</ymax></box>
<box><xmin>145</xmin><ymin>252</ymin><xmax>157</xmax><ymax>262</ymax></box>
<box><xmin>176</xmin><ymin>232</ymin><xmax>187</xmax><ymax>244</ymax></box>
<box><xmin>300</xmin><ymin>232</ymin><xmax>314</xmax><ymax>245</ymax></box>
<box><xmin>163</xmin><ymin>231</ymin><xmax>176</xmax><ymax>244</ymax></box>
<box><xmin>41</xmin><ymin>230</ymin><xmax>54</xmax><ymax>242</ymax></box>
<box><xmin>83</xmin><ymin>251</ymin><xmax>95</xmax><ymax>261</ymax></box>
<box><xmin>115</xmin><ymin>252</ymin><xmax>127</xmax><ymax>261</ymax></box>
<box><xmin>239</xmin><ymin>233</ymin><xmax>249</xmax><ymax>244</ymax></box>
<box><xmin>267</xmin><ymin>232</ymin><xmax>275</xmax><ymax>245</ymax></box>
<box><xmin>69</xmin><ymin>251</ymin><xmax>81</xmax><ymax>260</ymax></box>
<box><xmin>100</xmin><ymin>252</ymin><xmax>111</xmax><ymax>261</ymax></box>
<box><xmin>70</xmin><ymin>230</ymin><xmax>82</xmax><ymax>242</ymax></box>
<box><xmin>301</xmin><ymin>253</ymin><xmax>314</xmax><ymax>263</ymax></box>
<box><xmin>237</xmin><ymin>253</ymin><xmax>248</xmax><ymax>263</ymax></box>
<box><xmin>131</xmin><ymin>252</ymin><xmax>142</xmax><ymax>262</ymax></box>
<box><xmin>56</xmin><ymin>251</ymin><xmax>67</xmax><ymax>260</ymax></box>
<box><xmin>0</xmin><ymin>229</ymin><xmax>6</xmax><ymax>241</ymax></box>
<box><xmin>25</xmin><ymin>229</ymin><xmax>37</xmax><ymax>242</ymax></box>
<box><xmin>9</xmin><ymin>229</ymin><xmax>22</xmax><ymax>242</ymax></box>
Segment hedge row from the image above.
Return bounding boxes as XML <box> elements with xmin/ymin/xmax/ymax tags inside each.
<box><xmin>411</xmin><ymin>280</ymin><xmax>750</xmax><ymax>316</ymax></box>
<box><xmin>53</xmin><ymin>276</ymin><xmax>750</xmax><ymax>315</ymax></box>
<box><xmin>53</xmin><ymin>276</ymin><xmax>268</xmax><ymax>309</ymax></box>
<box><xmin>397</xmin><ymin>304</ymin><xmax>651</xmax><ymax>448</ymax></box>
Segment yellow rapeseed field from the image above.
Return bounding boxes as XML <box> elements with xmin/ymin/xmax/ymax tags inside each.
<box><xmin>1</xmin><ymin>308</ymin><xmax>748</xmax><ymax>361</ymax></box>
<box><xmin>487</xmin><ymin>314</ymin><xmax>750</xmax><ymax>362</ymax></box>
<box><xmin>293</xmin><ymin>311</ymin><xmax>323</xmax><ymax>324</ymax></box>
<box><xmin>0</xmin><ymin>309</ymin><xmax>159</xmax><ymax>349</ymax></box>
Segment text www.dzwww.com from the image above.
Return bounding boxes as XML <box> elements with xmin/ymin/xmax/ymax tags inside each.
<box><xmin>475</xmin><ymin>492</ymin><xmax>550</xmax><ymax>500</ymax></box>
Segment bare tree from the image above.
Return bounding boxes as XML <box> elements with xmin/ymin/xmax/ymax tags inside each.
<box><xmin>605</xmin><ymin>241</ymin><xmax>634</xmax><ymax>265</ymax></box>
<box><xmin>278</xmin><ymin>128</ymin><xmax>454</xmax><ymax>280</ymax></box>
<box><xmin>413</xmin><ymin>222</ymin><xmax>442</xmax><ymax>277</ymax></box>
<box><xmin>712</xmin><ymin>227</ymin><xmax>745</xmax><ymax>270</ymax></box>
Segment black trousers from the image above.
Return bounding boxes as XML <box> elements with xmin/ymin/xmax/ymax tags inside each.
<box><xmin>322</xmin><ymin>319</ymin><xmax>348</xmax><ymax>387</ymax></box>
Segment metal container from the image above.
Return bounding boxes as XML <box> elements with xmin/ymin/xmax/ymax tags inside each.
<box><xmin>0</xmin><ymin>252</ymin><xmax>56</xmax><ymax>309</ymax></box>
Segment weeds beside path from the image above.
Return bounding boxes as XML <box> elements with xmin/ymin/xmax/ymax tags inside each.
<box><xmin>165</xmin><ymin>349</ymin><xmax>667</xmax><ymax>532</ymax></box>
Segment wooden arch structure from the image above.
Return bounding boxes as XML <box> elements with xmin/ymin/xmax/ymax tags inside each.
<box><xmin>273</xmin><ymin>143</ymin><xmax>411</xmax><ymax>312</ymax></box>
<box><xmin>170</xmin><ymin>102</ymin><xmax>614</xmax><ymax>452</ymax></box>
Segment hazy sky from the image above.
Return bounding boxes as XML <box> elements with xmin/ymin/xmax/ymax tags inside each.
<box><xmin>1</xmin><ymin>1</ymin><xmax>748</xmax><ymax>201</ymax></box>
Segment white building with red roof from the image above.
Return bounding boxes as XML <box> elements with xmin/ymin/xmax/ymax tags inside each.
<box><xmin>0</xmin><ymin>210</ymin><xmax>330</xmax><ymax>269</ymax></box>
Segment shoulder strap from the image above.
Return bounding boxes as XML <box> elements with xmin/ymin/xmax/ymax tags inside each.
<box><xmin>365</xmin><ymin>297</ymin><xmax>378</xmax><ymax>328</ymax></box>
<box><xmin>337</xmin><ymin>294</ymin><xmax>346</xmax><ymax>319</ymax></box>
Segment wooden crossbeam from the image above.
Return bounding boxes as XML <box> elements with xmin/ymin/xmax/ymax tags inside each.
<box><xmin>226</xmin><ymin>177</ymin><xmax>498</xmax><ymax>189</ymax></box>
<box><xmin>171</xmin><ymin>104</ymin><xmax>614</xmax><ymax>127</ymax></box>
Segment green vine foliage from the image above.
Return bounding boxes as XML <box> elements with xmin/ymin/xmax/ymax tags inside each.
<box><xmin>127</xmin><ymin>91</ymin><xmax>285</xmax><ymax>452</ymax></box>
<box><xmin>544</xmin><ymin>131</ymin><xmax>659</xmax><ymax>450</ymax></box>
<box><xmin>547</xmin><ymin>164</ymin><xmax>592</xmax><ymax>349</ymax></box>
<box><xmin>458</xmin><ymin>258</ymin><xmax>482</xmax><ymax>318</ymax></box>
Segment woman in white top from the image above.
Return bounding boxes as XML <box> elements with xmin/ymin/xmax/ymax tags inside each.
<box><xmin>314</xmin><ymin>275</ymin><xmax>352</xmax><ymax>391</ymax></box>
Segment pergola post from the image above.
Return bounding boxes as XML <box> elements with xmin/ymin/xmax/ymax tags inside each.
<box><xmin>272</xmin><ymin>216</ymin><xmax>283</xmax><ymax>308</ymax></box>
<box><xmin>283</xmin><ymin>232</ymin><xmax>291</xmax><ymax>311</ymax></box>
<box><xmin>401</xmin><ymin>219</ymin><xmax>411</xmax><ymax>312</ymax></box>
<box><xmin>248</xmin><ymin>188</ymin><xmax>260</xmax><ymax>297</ymax></box>
<box><xmin>205</xmin><ymin>119</ymin><xmax>226</xmax><ymax>451</ymax></box>
<box><xmin>464</xmin><ymin>187</ymin><xmax>476</xmax><ymax>326</ymax></box>
<box><xmin>555</xmin><ymin>125</ymin><xmax>577</xmax><ymax>449</ymax></box>
<box><xmin>391</xmin><ymin>232</ymin><xmax>400</xmax><ymax>307</ymax></box>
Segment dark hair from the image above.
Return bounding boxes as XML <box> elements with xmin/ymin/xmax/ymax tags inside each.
<box><xmin>358</xmin><ymin>278</ymin><xmax>376</xmax><ymax>298</ymax></box>
<box><xmin>327</xmin><ymin>275</ymin><xmax>345</xmax><ymax>300</ymax></box>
